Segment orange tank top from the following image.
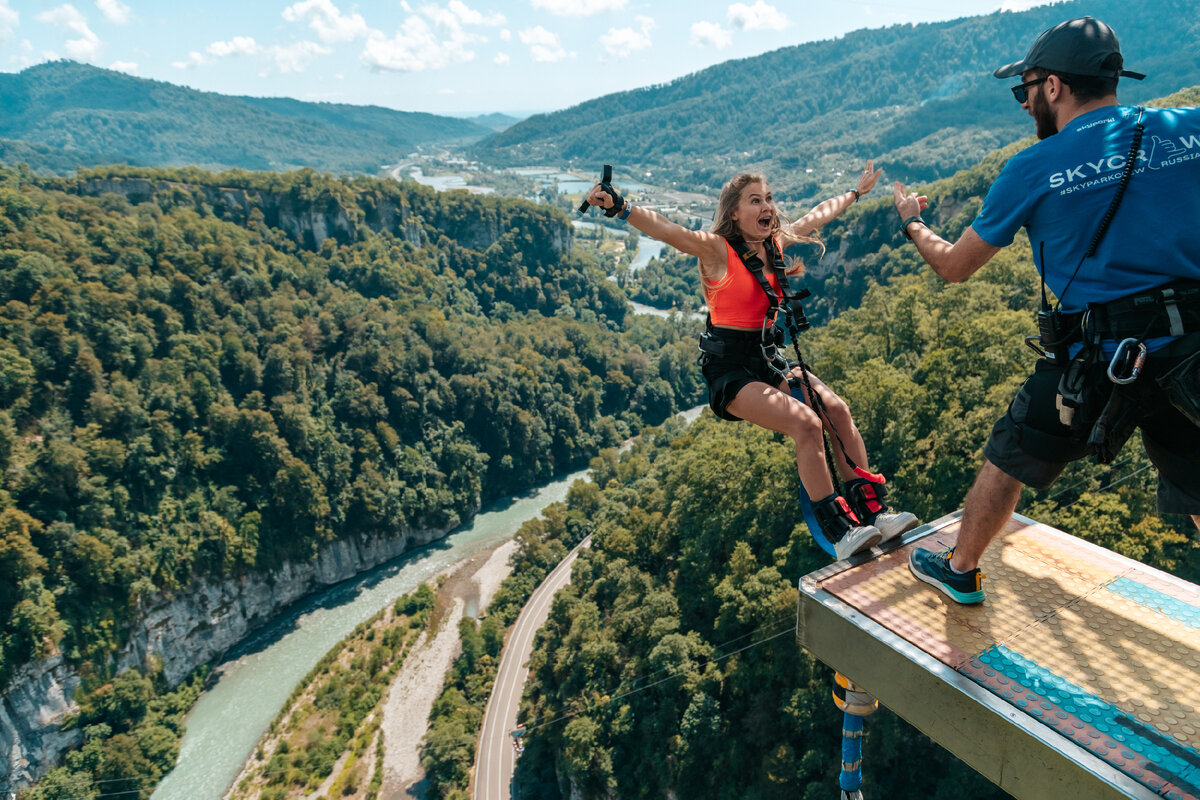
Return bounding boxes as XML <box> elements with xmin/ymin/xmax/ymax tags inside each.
<box><xmin>705</xmin><ymin>239</ymin><xmax>780</xmax><ymax>328</ymax></box>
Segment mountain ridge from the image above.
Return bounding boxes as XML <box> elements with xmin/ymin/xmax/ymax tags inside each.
<box><xmin>474</xmin><ymin>0</ymin><xmax>1200</xmax><ymax>194</ymax></box>
<box><xmin>0</xmin><ymin>60</ymin><xmax>494</xmax><ymax>174</ymax></box>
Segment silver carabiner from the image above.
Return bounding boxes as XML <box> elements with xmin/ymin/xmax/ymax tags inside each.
<box><xmin>1107</xmin><ymin>338</ymin><xmax>1147</xmax><ymax>385</ymax></box>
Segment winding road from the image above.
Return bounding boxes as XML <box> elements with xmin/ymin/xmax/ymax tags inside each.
<box><xmin>473</xmin><ymin>536</ymin><xmax>591</xmax><ymax>800</ymax></box>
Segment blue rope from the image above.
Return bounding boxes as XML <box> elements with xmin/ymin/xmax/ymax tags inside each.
<box><xmin>839</xmin><ymin>711</ymin><xmax>865</xmax><ymax>795</ymax></box>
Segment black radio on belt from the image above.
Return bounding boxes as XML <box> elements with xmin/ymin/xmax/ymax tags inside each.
<box><xmin>1036</xmin><ymin>309</ymin><xmax>1080</xmax><ymax>362</ymax></box>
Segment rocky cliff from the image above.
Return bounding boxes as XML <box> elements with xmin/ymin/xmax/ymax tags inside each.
<box><xmin>0</xmin><ymin>521</ymin><xmax>455</xmax><ymax>789</ymax></box>
<box><xmin>73</xmin><ymin>177</ymin><xmax>411</xmax><ymax>250</ymax></box>
<box><xmin>68</xmin><ymin>175</ymin><xmax>573</xmax><ymax>256</ymax></box>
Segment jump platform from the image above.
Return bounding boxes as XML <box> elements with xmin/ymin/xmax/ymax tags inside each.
<box><xmin>796</xmin><ymin>511</ymin><xmax>1200</xmax><ymax>800</ymax></box>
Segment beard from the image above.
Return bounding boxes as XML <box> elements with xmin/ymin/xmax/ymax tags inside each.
<box><xmin>1031</xmin><ymin>90</ymin><xmax>1059</xmax><ymax>139</ymax></box>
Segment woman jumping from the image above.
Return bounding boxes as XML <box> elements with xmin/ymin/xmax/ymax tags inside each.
<box><xmin>585</xmin><ymin>163</ymin><xmax>918</xmax><ymax>559</ymax></box>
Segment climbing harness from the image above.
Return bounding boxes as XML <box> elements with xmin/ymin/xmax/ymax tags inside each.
<box><xmin>1031</xmin><ymin>108</ymin><xmax>1146</xmax><ymax>364</ymax></box>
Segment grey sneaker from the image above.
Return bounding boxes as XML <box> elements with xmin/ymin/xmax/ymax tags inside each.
<box><xmin>872</xmin><ymin>511</ymin><xmax>920</xmax><ymax>541</ymax></box>
<box><xmin>833</xmin><ymin>524</ymin><xmax>884</xmax><ymax>560</ymax></box>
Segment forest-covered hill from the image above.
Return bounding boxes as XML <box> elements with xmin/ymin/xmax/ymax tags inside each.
<box><xmin>475</xmin><ymin>0</ymin><xmax>1200</xmax><ymax>195</ymax></box>
<box><xmin>0</xmin><ymin>61</ymin><xmax>493</xmax><ymax>175</ymax></box>
<box><xmin>0</xmin><ymin>164</ymin><xmax>709</xmax><ymax>700</ymax></box>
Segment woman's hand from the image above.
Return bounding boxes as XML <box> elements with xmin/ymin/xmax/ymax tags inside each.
<box><xmin>892</xmin><ymin>181</ymin><xmax>928</xmax><ymax>219</ymax></box>
<box><xmin>585</xmin><ymin>184</ymin><xmax>619</xmax><ymax>212</ymax></box>
<box><xmin>855</xmin><ymin>160</ymin><xmax>884</xmax><ymax>197</ymax></box>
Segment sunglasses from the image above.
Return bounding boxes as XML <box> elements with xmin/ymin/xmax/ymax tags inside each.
<box><xmin>1011</xmin><ymin>76</ymin><xmax>1049</xmax><ymax>103</ymax></box>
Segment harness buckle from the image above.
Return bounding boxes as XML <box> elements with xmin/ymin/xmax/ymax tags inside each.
<box><xmin>760</xmin><ymin>317</ymin><xmax>790</xmax><ymax>381</ymax></box>
<box><xmin>1107</xmin><ymin>338</ymin><xmax>1147</xmax><ymax>385</ymax></box>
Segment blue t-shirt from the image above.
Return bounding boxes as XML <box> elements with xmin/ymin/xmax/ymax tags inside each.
<box><xmin>972</xmin><ymin>104</ymin><xmax>1200</xmax><ymax>313</ymax></box>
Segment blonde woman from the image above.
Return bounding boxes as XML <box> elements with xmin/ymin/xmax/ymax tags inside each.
<box><xmin>585</xmin><ymin>163</ymin><xmax>918</xmax><ymax>559</ymax></box>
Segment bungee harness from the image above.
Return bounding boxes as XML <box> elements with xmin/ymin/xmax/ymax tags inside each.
<box><xmin>1028</xmin><ymin>108</ymin><xmax>1200</xmax><ymax>461</ymax></box>
<box><xmin>698</xmin><ymin>233</ymin><xmax>891</xmax><ymax>509</ymax></box>
<box><xmin>701</xmin><ymin>235</ymin><xmax>894</xmax><ymax>796</ymax></box>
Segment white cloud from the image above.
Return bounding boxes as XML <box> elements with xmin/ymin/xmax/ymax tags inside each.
<box><xmin>108</xmin><ymin>59</ymin><xmax>136</xmax><ymax>73</ymax></box>
<box><xmin>362</xmin><ymin>16</ymin><xmax>479</xmax><ymax>71</ymax></box>
<box><xmin>519</xmin><ymin>25</ymin><xmax>567</xmax><ymax>62</ymax></box>
<box><xmin>282</xmin><ymin>0</ymin><xmax>370</xmax><ymax>44</ymax></box>
<box><xmin>499</xmin><ymin>28</ymin><xmax>511</xmax><ymax>41</ymax></box>
<box><xmin>690</xmin><ymin>20</ymin><xmax>730</xmax><ymax>49</ymax></box>
<box><xmin>1</xmin><ymin>0</ymin><xmax>19</xmax><ymax>42</ymax></box>
<box><xmin>360</xmin><ymin>4</ymin><xmax>491</xmax><ymax>72</ymax></box>
<box><xmin>171</xmin><ymin>50</ymin><xmax>207</xmax><ymax>69</ymax></box>
<box><xmin>728</xmin><ymin>1</ymin><xmax>789</xmax><ymax>31</ymax></box>
<box><xmin>207</xmin><ymin>36</ymin><xmax>260</xmax><ymax>57</ymax></box>
<box><xmin>268</xmin><ymin>40</ymin><xmax>331</xmax><ymax>72</ymax></box>
<box><xmin>601</xmin><ymin>15</ymin><xmax>653</xmax><ymax>57</ymax></box>
<box><xmin>36</xmin><ymin>4</ymin><xmax>101</xmax><ymax>61</ymax></box>
<box><xmin>530</xmin><ymin>0</ymin><xmax>626</xmax><ymax>16</ymax></box>
<box><xmin>94</xmin><ymin>0</ymin><xmax>130</xmax><ymax>25</ymax></box>
<box><xmin>8</xmin><ymin>39</ymin><xmax>37</xmax><ymax>69</ymax></box>
<box><xmin>447</xmin><ymin>0</ymin><xmax>504</xmax><ymax>26</ymax></box>
<box><xmin>493</xmin><ymin>51</ymin><xmax>509</xmax><ymax>64</ymax></box>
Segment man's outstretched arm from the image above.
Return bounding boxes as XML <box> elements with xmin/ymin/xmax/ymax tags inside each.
<box><xmin>894</xmin><ymin>181</ymin><xmax>1001</xmax><ymax>282</ymax></box>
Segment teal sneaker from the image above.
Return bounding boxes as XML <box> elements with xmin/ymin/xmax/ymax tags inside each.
<box><xmin>908</xmin><ymin>547</ymin><xmax>986</xmax><ymax>604</ymax></box>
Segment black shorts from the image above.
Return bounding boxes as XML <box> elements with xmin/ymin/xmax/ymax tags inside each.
<box><xmin>699</xmin><ymin>329</ymin><xmax>786</xmax><ymax>420</ymax></box>
<box><xmin>701</xmin><ymin>353</ymin><xmax>785</xmax><ymax>421</ymax></box>
<box><xmin>984</xmin><ymin>334</ymin><xmax>1200</xmax><ymax>515</ymax></box>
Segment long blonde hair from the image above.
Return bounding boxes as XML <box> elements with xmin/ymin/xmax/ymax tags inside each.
<box><xmin>709</xmin><ymin>173</ymin><xmax>822</xmax><ymax>271</ymax></box>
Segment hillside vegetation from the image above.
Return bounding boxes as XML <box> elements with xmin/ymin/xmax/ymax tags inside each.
<box><xmin>513</xmin><ymin>271</ymin><xmax>1196</xmax><ymax>800</ymax></box>
<box><xmin>0</xmin><ymin>164</ymin><xmax>708</xmax><ymax>697</ymax></box>
<box><xmin>0</xmin><ymin>61</ymin><xmax>493</xmax><ymax>175</ymax></box>
<box><xmin>476</xmin><ymin>0</ymin><xmax>1200</xmax><ymax>196</ymax></box>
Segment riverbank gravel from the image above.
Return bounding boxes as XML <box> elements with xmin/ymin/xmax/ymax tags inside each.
<box><xmin>378</xmin><ymin>539</ymin><xmax>517</xmax><ymax>799</ymax></box>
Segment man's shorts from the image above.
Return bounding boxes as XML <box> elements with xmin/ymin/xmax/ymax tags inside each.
<box><xmin>984</xmin><ymin>337</ymin><xmax>1200</xmax><ymax>515</ymax></box>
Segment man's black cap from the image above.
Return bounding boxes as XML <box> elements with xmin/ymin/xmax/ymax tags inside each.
<box><xmin>994</xmin><ymin>16</ymin><xmax>1145</xmax><ymax>81</ymax></box>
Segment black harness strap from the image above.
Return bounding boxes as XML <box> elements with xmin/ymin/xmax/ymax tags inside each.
<box><xmin>725</xmin><ymin>233</ymin><xmax>811</xmax><ymax>331</ymax></box>
<box><xmin>723</xmin><ymin>235</ymin><xmax>881</xmax><ymax>485</ymax></box>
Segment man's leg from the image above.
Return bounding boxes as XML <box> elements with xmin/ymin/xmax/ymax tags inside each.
<box><xmin>950</xmin><ymin>459</ymin><xmax>1024</xmax><ymax>572</ymax></box>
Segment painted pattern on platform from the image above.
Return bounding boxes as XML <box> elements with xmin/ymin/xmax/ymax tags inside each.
<box><xmin>820</xmin><ymin>519</ymin><xmax>1200</xmax><ymax>800</ymax></box>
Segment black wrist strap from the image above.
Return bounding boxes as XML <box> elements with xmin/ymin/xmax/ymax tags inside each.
<box><xmin>578</xmin><ymin>164</ymin><xmax>624</xmax><ymax>215</ymax></box>
<box><xmin>599</xmin><ymin>164</ymin><xmax>625</xmax><ymax>218</ymax></box>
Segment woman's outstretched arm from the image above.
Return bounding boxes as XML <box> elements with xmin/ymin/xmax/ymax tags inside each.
<box><xmin>781</xmin><ymin>160</ymin><xmax>883</xmax><ymax>246</ymax></box>
<box><xmin>584</xmin><ymin>183</ymin><xmax>727</xmax><ymax>278</ymax></box>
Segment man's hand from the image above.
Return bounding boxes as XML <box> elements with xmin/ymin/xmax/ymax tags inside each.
<box><xmin>893</xmin><ymin>181</ymin><xmax>928</xmax><ymax>219</ymax></box>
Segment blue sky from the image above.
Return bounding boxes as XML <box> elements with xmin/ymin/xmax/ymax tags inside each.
<box><xmin>0</xmin><ymin>0</ymin><xmax>1053</xmax><ymax>115</ymax></box>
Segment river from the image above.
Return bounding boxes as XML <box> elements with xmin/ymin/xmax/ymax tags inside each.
<box><xmin>572</xmin><ymin>220</ymin><xmax>705</xmax><ymax>322</ymax></box>
<box><xmin>152</xmin><ymin>471</ymin><xmax>587</xmax><ymax>800</ymax></box>
<box><xmin>153</xmin><ymin>227</ymin><xmax>703</xmax><ymax>800</ymax></box>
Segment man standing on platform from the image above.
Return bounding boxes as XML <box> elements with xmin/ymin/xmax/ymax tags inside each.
<box><xmin>892</xmin><ymin>17</ymin><xmax>1200</xmax><ymax>604</ymax></box>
